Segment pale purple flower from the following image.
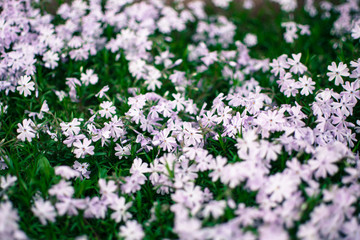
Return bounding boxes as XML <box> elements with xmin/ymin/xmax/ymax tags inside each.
<box><xmin>270</xmin><ymin>54</ymin><xmax>290</xmax><ymax>77</ymax></box>
<box><xmin>244</xmin><ymin>33</ymin><xmax>257</xmax><ymax>47</ymax></box>
<box><xmin>60</xmin><ymin>118</ymin><xmax>82</xmax><ymax>136</ymax></box>
<box><xmin>121</xmin><ymin>173</ymin><xmax>146</xmax><ymax>194</ymax></box>
<box><xmin>171</xmin><ymin>93</ymin><xmax>186</xmax><ymax>111</ymax></box>
<box><xmin>331</xmin><ymin>96</ymin><xmax>355</xmax><ymax>116</ymax></box>
<box><xmin>236</xmin><ymin>130</ymin><xmax>259</xmax><ymax>159</ymax></box>
<box><xmin>298</xmin><ymin>24</ymin><xmax>311</xmax><ymax>35</ymax></box>
<box><xmin>341</xmin><ymin>218</ymin><xmax>360</xmax><ymax>240</ymax></box>
<box><xmin>297</xmin><ymin>223</ymin><xmax>319</xmax><ymax>240</ymax></box>
<box><xmin>169</xmin><ymin>71</ymin><xmax>186</xmax><ymax>85</ymax></box>
<box><xmin>182</xmin><ymin>122</ymin><xmax>203</xmax><ymax>146</ymax></box>
<box><xmin>288</xmin><ymin>53</ymin><xmax>307</xmax><ymax>74</ymax></box>
<box><xmin>109</xmin><ymin>196</ymin><xmax>132</xmax><ymax>223</ymax></box>
<box><xmin>282</xmin><ymin>79</ymin><xmax>300</xmax><ymax>97</ymax></box>
<box><xmin>213</xmin><ymin>0</ymin><xmax>232</xmax><ymax>8</ymax></box>
<box><xmin>99</xmin><ymin>101</ymin><xmax>116</xmax><ymax>119</ymax></box>
<box><xmin>144</xmin><ymin>66</ymin><xmax>162</xmax><ymax>91</ymax></box>
<box><xmin>63</xmin><ymin>134</ymin><xmax>86</xmax><ymax>148</ymax></box>
<box><xmin>73</xmin><ymin>138</ymin><xmax>95</xmax><ymax>158</ymax></box>
<box><xmin>16</xmin><ymin>75</ymin><xmax>35</xmax><ymax>97</ymax></box>
<box><xmin>153</xmin><ymin>129</ymin><xmax>177</xmax><ymax>152</ymax></box>
<box><xmin>119</xmin><ymin>220</ymin><xmax>144</xmax><ymax>240</ymax></box>
<box><xmin>99</xmin><ymin>179</ymin><xmax>117</xmax><ymax>202</ymax></box>
<box><xmin>0</xmin><ymin>175</ymin><xmax>17</xmax><ymax>190</ymax></box>
<box><xmin>351</xmin><ymin>24</ymin><xmax>360</xmax><ymax>39</ymax></box>
<box><xmin>258</xmin><ymin>140</ymin><xmax>282</xmax><ymax>162</ymax></box>
<box><xmin>56</xmin><ymin>197</ymin><xmax>86</xmax><ymax>216</ymax></box>
<box><xmin>130</xmin><ymin>158</ymin><xmax>150</xmax><ymax>177</ymax></box>
<box><xmin>128</xmin><ymin>95</ymin><xmax>147</xmax><ymax>109</ymax></box>
<box><xmin>31</xmin><ymin>198</ymin><xmax>56</xmax><ymax>225</ymax></box>
<box><xmin>95</xmin><ymin>85</ymin><xmax>109</xmax><ymax>98</ymax></box>
<box><xmin>299</xmin><ymin>76</ymin><xmax>315</xmax><ymax>96</ymax></box>
<box><xmin>0</xmin><ymin>102</ymin><xmax>8</xmax><ymax>115</ymax></box>
<box><xmin>209</xmin><ymin>156</ymin><xmax>227</xmax><ymax>182</ymax></box>
<box><xmin>49</xmin><ymin>180</ymin><xmax>74</xmax><ymax>198</ymax></box>
<box><xmin>341</xmin><ymin>80</ymin><xmax>360</xmax><ymax>102</ymax></box>
<box><xmin>171</xmin><ymin>183</ymin><xmax>204</xmax><ymax>212</ymax></box>
<box><xmin>201</xmin><ymin>51</ymin><xmax>217</xmax><ymax>66</ymax></box>
<box><xmin>220</xmin><ymin>163</ymin><xmax>246</xmax><ymax>188</ymax></box>
<box><xmin>129</xmin><ymin>59</ymin><xmax>146</xmax><ymax>79</ymax></box>
<box><xmin>263</xmin><ymin>172</ymin><xmax>298</xmax><ymax>203</ymax></box>
<box><xmin>17</xmin><ymin>118</ymin><xmax>36</xmax><ymax>142</ymax></box>
<box><xmin>308</xmin><ymin>144</ymin><xmax>344</xmax><ymax>179</ymax></box>
<box><xmin>43</xmin><ymin>51</ymin><xmax>59</xmax><ymax>69</ymax></box>
<box><xmin>327</xmin><ymin>62</ymin><xmax>350</xmax><ymax>86</ymax></box>
<box><xmin>83</xmin><ymin>197</ymin><xmax>107</xmax><ymax>219</ymax></box>
<box><xmin>80</xmin><ymin>69</ymin><xmax>98</xmax><ymax>86</ymax></box>
<box><xmin>54</xmin><ymin>90</ymin><xmax>67</xmax><ymax>101</ymax></box>
<box><xmin>73</xmin><ymin>161</ymin><xmax>91</xmax><ymax>179</ymax></box>
<box><xmin>114</xmin><ymin>144</ymin><xmax>131</xmax><ymax>160</ymax></box>
<box><xmin>0</xmin><ymin>201</ymin><xmax>26</xmax><ymax>239</ymax></box>
<box><xmin>54</xmin><ymin>166</ymin><xmax>81</xmax><ymax>180</ymax></box>
<box><xmin>259</xmin><ymin>224</ymin><xmax>289</xmax><ymax>240</ymax></box>
<box><xmin>202</xmin><ymin>200</ymin><xmax>226</xmax><ymax>219</ymax></box>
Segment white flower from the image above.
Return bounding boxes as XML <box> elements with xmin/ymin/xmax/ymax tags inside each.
<box><xmin>327</xmin><ymin>62</ymin><xmax>350</xmax><ymax>86</ymax></box>
<box><xmin>0</xmin><ymin>201</ymin><xmax>25</xmax><ymax>238</ymax></box>
<box><xmin>351</xmin><ymin>24</ymin><xmax>360</xmax><ymax>39</ymax></box>
<box><xmin>99</xmin><ymin>101</ymin><xmax>116</xmax><ymax>119</ymax></box>
<box><xmin>80</xmin><ymin>69</ymin><xmax>98</xmax><ymax>86</ymax></box>
<box><xmin>60</xmin><ymin>118</ymin><xmax>82</xmax><ymax>136</ymax></box>
<box><xmin>54</xmin><ymin>90</ymin><xmax>67</xmax><ymax>101</ymax></box>
<box><xmin>54</xmin><ymin>166</ymin><xmax>81</xmax><ymax>180</ymax></box>
<box><xmin>130</xmin><ymin>157</ymin><xmax>150</xmax><ymax>177</ymax></box>
<box><xmin>115</xmin><ymin>144</ymin><xmax>131</xmax><ymax>159</ymax></box>
<box><xmin>110</xmin><ymin>197</ymin><xmax>132</xmax><ymax>223</ymax></box>
<box><xmin>212</xmin><ymin>0</ymin><xmax>231</xmax><ymax>8</ymax></box>
<box><xmin>298</xmin><ymin>76</ymin><xmax>315</xmax><ymax>96</ymax></box>
<box><xmin>56</xmin><ymin>197</ymin><xmax>86</xmax><ymax>216</ymax></box>
<box><xmin>0</xmin><ymin>175</ymin><xmax>17</xmax><ymax>190</ymax></box>
<box><xmin>73</xmin><ymin>138</ymin><xmax>95</xmax><ymax>158</ymax></box>
<box><xmin>73</xmin><ymin>161</ymin><xmax>91</xmax><ymax>179</ymax></box>
<box><xmin>152</xmin><ymin>129</ymin><xmax>177</xmax><ymax>152</ymax></box>
<box><xmin>43</xmin><ymin>50</ymin><xmax>59</xmax><ymax>69</ymax></box>
<box><xmin>49</xmin><ymin>180</ymin><xmax>74</xmax><ymax>198</ymax></box>
<box><xmin>287</xmin><ymin>53</ymin><xmax>307</xmax><ymax>74</ymax></box>
<box><xmin>31</xmin><ymin>198</ymin><xmax>56</xmax><ymax>225</ymax></box>
<box><xmin>98</xmin><ymin>179</ymin><xmax>117</xmax><ymax>202</ymax></box>
<box><xmin>244</xmin><ymin>33</ymin><xmax>258</xmax><ymax>47</ymax></box>
<box><xmin>129</xmin><ymin>59</ymin><xmax>146</xmax><ymax>79</ymax></box>
<box><xmin>119</xmin><ymin>220</ymin><xmax>144</xmax><ymax>240</ymax></box>
<box><xmin>202</xmin><ymin>200</ymin><xmax>226</xmax><ymax>219</ymax></box>
<box><xmin>144</xmin><ymin>67</ymin><xmax>162</xmax><ymax>91</ymax></box>
<box><xmin>95</xmin><ymin>85</ymin><xmax>109</xmax><ymax>98</ymax></box>
<box><xmin>17</xmin><ymin>75</ymin><xmax>35</xmax><ymax>97</ymax></box>
<box><xmin>37</xmin><ymin>100</ymin><xmax>50</xmax><ymax>119</ymax></box>
<box><xmin>182</xmin><ymin>122</ymin><xmax>203</xmax><ymax>146</ymax></box>
<box><xmin>17</xmin><ymin>119</ymin><xmax>36</xmax><ymax>142</ymax></box>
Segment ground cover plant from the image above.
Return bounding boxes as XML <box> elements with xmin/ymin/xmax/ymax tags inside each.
<box><xmin>1</xmin><ymin>0</ymin><xmax>360</xmax><ymax>239</ymax></box>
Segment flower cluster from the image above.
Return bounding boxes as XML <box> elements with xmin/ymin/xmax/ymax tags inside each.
<box><xmin>1</xmin><ymin>0</ymin><xmax>360</xmax><ymax>239</ymax></box>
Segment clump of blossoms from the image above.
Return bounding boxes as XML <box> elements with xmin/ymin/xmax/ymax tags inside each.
<box><xmin>281</xmin><ymin>22</ymin><xmax>311</xmax><ymax>43</ymax></box>
<box><xmin>1</xmin><ymin>0</ymin><xmax>360</xmax><ymax>239</ymax></box>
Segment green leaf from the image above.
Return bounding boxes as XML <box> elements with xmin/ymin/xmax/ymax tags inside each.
<box><xmin>36</xmin><ymin>155</ymin><xmax>54</xmax><ymax>180</ymax></box>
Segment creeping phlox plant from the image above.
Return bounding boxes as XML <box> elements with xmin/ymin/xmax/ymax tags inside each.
<box><xmin>0</xmin><ymin>0</ymin><xmax>360</xmax><ymax>239</ymax></box>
